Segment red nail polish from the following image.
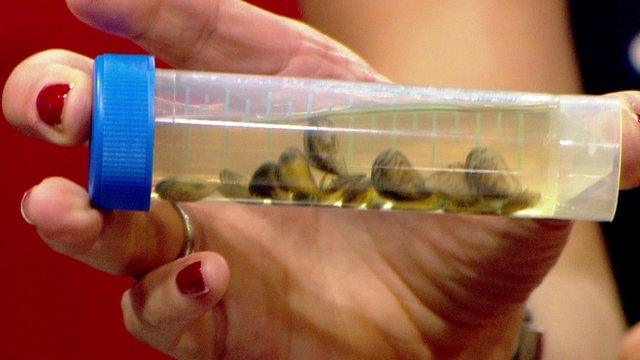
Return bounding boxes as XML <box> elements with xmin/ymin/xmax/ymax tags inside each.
<box><xmin>176</xmin><ymin>261</ymin><xmax>208</xmax><ymax>295</ymax></box>
<box><xmin>36</xmin><ymin>84</ymin><xmax>71</xmax><ymax>125</ymax></box>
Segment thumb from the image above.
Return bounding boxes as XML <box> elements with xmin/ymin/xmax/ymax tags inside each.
<box><xmin>620</xmin><ymin>323</ymin><xmax>640</xmax><ymax>360</ymax></box>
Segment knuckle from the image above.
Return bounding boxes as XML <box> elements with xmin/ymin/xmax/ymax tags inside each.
<box><xmin>121</xmin><ymin>285</ymin><xmax>167</xmax><ymax>332</ymax></box>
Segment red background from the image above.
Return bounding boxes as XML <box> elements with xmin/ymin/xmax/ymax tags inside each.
<box><xmin>0</xmin><ymin>1</ymin><xmax>300</xmax><ymax>359</ymax></box>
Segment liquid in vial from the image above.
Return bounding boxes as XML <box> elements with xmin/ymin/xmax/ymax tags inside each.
<box><xmin>152</xmin><ymin>104</ymin><xmax>557</xmax><ymax>217</ymax></box>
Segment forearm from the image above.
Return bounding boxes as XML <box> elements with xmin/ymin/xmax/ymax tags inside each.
<box><xmin>529</xmin><ymin>221</ymin><xmax>626</xmax><ymax>359</ymax></box>
<box><xmin>300</xmin><ymin>0</ymin><xmax>582</xmax><ymax>92</ymax></box>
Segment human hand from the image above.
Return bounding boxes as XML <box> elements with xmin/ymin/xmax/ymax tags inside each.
<box><xmin>4</xmin><ymin>1</ymin><xmax>640</xmax><ymax>359</ymax></box>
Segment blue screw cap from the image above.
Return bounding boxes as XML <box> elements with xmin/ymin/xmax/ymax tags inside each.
<box><xmin>89</xmin><ymin>54</ymin><xmax>156</xmax><ymax>211</ymax></box>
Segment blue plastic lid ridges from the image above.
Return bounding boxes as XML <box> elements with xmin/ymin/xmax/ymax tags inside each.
<box><xmin>89</xmin><ymin>54</ymin><xmax>156</xmax><ymax>211</ymax></box>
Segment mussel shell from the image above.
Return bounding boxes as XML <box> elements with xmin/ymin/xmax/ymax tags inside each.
<box><xmin>304</xmin><ymin>116</ymin><xmax>347</xmax><ymax>175</ymax></box>
<box><xmin>501</xmin><ymin>190</ymin><xmax>540</xmax><ymax>214</ymax></box>
<box><xmin>155</xmin><ymin>177</ymin><xmax>217</xmax><ymax>202</ymax></box>
<box><xmin>444</xmin><ymin>198</ymin><xmax>506</xmax><ymax>214</ymax></box>
<box><xmin>218</xmin><ymin>169</ymin><xmax>252</xmax><ymax>199</ymax></box>
<box><xmin>424</xmin><ymin>162</ymin><xmax>478</xmax><ymax>210</ymax></box>
<box><xmin>319</xmin><ymin>174</ymin><xmax>370</xmax><ymax>204</ymax></box>
<box><xmin>371</xmin><ymin>150</ymin><xmax>431</xmax><ymax>201</ymax></box>
<box><xmin>465</xmin><ymin>147</ymin><xmax>522</xmax><ymax>198</ymax></box>
<box><xmin>389</xmin><ymin>195</ymin><xmax>442</xmax><ymax>211</ymax></box>
<box><xmin>277</xmin><ymin>147</ymin><xmax>318</xmax><ymax>199</ymax></box>
<box><xmin>249</xmin><ymin>162</ymin><xmax>288</xmax><ymax>200</ymax></box>
<box><xmin>442</xmin><ymin>190</ymin><xmax>540</xmax><ymax>215</ymax></box>
<box><xmin>352</xmin><ymin>188</ymin><xmax>385</xmax><ymax>209</ymax></box>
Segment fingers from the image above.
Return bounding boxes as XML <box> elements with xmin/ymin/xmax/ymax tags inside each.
<box><xmin>6</xmin><ymin>52</ymin><xmax>190</xmax><ymax>277</ymax></box>
<box><xmin>620</xmin><ymin>323</ymin><xmax>640</xmax><ymax>360</ymax></box>
<box><xmin>3</xmin><ymin>10</ymin><xmax>385</xmax><ymax>147</ymax></box>
<box><xmin>122</xmin><ymin>252</ymin><xmax>229</xmax><ymax>359</ymax></box>
<box><xmin>608</xmin><ymin>91</ymin><xmax>640</xmax><ymax>189</ymax></box>
<box><xmin>22</xmin><ymin>177</ymin><xmax>189</xmax><ymax>277</ymax></box>
<box><xmin>2</xmin><ymin>49</ymin><xmax>93</xmax><ymax>146</ymax></box>
<box><xmin>65</xmin><ymin>0</ymin><xmax>386</xmax><ymax>81</ymax></box>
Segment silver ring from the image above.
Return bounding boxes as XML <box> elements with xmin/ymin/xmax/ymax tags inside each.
<box><xmin>172</xmin><ymin>202</ymin><xmax>195</xmax><ymax>257</ymax></box>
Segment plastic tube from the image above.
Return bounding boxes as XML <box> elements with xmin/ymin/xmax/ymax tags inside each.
<box><xmin>89</xmin><ymin>54</ymin><xmax>621</xmax><ymax>220</ymax></box>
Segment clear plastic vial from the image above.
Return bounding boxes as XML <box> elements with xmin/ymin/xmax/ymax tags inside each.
<box><xmin>89</xmin><ymin>54</ymin><xmax>622</xmax><ymax>220</ymax></box>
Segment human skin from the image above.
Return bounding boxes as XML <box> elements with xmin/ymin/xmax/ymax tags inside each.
<box><xmin>3</xmin><ymin>0</ymin><xmax>640</xmax><ymax>359</ymax></box>
<box><xmin>299</xmin><ymin>1</ymin><xmax>634</xmax><ymax>358</ymax></box>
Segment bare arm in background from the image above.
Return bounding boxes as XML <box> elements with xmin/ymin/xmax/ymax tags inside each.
<box><xmin>300</xmin><ymin>0</ymin><xmax>626</xmax><ymax>358</ymax></box>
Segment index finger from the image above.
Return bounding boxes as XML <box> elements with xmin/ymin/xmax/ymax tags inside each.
<box><xmin>66</xmin><ymin>0</ymin><xmax>385</xmax><ymax>80</ymax></box>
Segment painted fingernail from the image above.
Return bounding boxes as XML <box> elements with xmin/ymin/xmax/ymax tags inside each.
<box><xmin>36</xmin><ymin>84</ymin><xmax>71</xmax><ymax>126</ymax></box>
<box><xmin>177</xmin><ymin>261</ymin><xmax>208</xmax><ymax>296</ymax></box>
<box><xmin>20</xmin><ymin>188</ymin><xmax>34</xmax><ymax>225</ymax></box>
